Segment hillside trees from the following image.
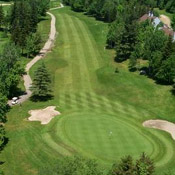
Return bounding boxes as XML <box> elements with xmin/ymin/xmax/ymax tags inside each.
<box><xmin>10</xmin><ymin>0</ymin><xmax>49</xmax><ymax>52</ymax></box>
<box><xmin>113</xmin><ymin>1</ymin><xmax>148</xmax><ymax>62</ymax></box>
<box><xmin>0</xmin><ymin>43</ymin><xmax>24</xmax><ymax>97</ymax></box>
<box><xmin>155</xmin><ymin>0</ymin><xmax>175</xmax><ymax>13</ymax></box>
<box><xmin>130</xmin><ymin>20</ymin><xmax>175</xmax><ymax>84</ymax></box>
<box><xmin>63</xmin><ymin>0</ymin><xmax>119</xmax><ymax>22</ymax></box>
<box><xmin>37</xmin><ymin>0</ymin><xmax>50</xmax><ymax>16</ymax></box>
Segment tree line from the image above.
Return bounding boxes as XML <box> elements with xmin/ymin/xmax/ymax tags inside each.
<box><xmin>0</xmin><ymin>0</ymin><xmax>50</xmax><ymax>173</ymax></box>
<box><xmin>106</xmin><ymin>0</ymin><xmax>175</xmax><ymax>87</ymax></box>
<box><xmin>39</xmin><ymin>153</ymin><xmax>156</xmax><ymax>175</ymax></box>
<box><xmin>62</xmin><ymin>0</ymin><xmax>121</xmax><ymax>22</ymax></box>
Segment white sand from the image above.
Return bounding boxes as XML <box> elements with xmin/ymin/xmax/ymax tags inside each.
<box><xmin>143</xmin><ymin>119</ymin><xmax>175</xmax><ymax>140</ymax></box>
<box><xmin>28</xmin><ymin>106</ymin><xmax>60</xmax><ymax>125</ymax></box>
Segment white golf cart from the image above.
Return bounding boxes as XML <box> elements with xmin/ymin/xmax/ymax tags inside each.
<box><xmin>11</xmin><ymin>97</ymin><xmax>19</xmax><ymax>105</ymax></box>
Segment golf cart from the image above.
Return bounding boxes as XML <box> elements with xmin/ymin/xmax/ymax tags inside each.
<box><xmin>11</xmin><ymin>97</ymin><xmax>19</xmax><ymax>105</ymax></box>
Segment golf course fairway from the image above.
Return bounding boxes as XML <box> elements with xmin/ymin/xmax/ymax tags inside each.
<box><xmin>1</xmin><ymin>6</ymin><xmax>175</xmax><ymax>175</ymax></box>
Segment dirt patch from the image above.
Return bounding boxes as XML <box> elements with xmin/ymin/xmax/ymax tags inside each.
<box><xmin>143</xmin><ymin>120</ymin><xmax>175</xmax><ymax>140</ymax></box>
<box><xmin>28</xmin><ymin>106</ymin><xmax>60</xmax><ymax>124</ymax></box>
<box><xmin>160</xmin><ymin>15</ymin><xmax>171</xmax><ymax>28</ymax></box>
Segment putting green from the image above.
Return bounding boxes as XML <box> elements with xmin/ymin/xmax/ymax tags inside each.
<box><xmin>61</xmin><ymin>113</ymin><xmax>153</xmax><ymax>160</ymax></box>
<box><xmin>43</xmin><ymin>110</ymin><xmax>174</xmax><ymax>167</ymax></box>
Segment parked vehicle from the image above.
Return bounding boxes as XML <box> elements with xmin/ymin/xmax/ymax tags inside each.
<box><xmin>11</xmin><ymin>97</ymin><xmax>19</xmax><ymax>105</ymax></box>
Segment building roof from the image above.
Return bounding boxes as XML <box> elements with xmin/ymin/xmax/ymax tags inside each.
<box><xmin>153</xmin><ymin>17</ymin><xmax>161</xmax><ymax>27</ymax></box>
<box><xmin>162</xmin><ymin>27</ymin><xmax>174</xmax><ymax>36</ymax></box>
<box><xmin>139</xmin><ymin>13</ymin><xmax>175</xmax><ymax>41</ymax></box>
<box><xmin>139</xmin><ymin>14</ymin><xmax>155</xmax><ymax>22</ymax></box>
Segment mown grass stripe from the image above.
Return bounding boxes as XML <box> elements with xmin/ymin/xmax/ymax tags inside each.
<box><xmin>42</xmin><ymin>133</ymin><xmax>71</xmax><ymax>156</ymax></box>
<box><xmin>73</xmin><ymin>18</ymin><xmax>100</xmax><ymax>70</ymax></box>
<box><xmin>62</xmin><ymin>14</ymin><xmax>83</xmax><ymax>91</ymax></box>
<box><xmin>65</xmin><ymin>14</ymin><xmax>93</xmax><ymax>90</ymax></box>
<box><xmin>57</xmin><ymin>14</ymin><xmax>73</xmax><ymax>91</ymax></box>
<box><xmin>78</xmin><ymin>19</ymin><xmax>105</xmax><ymax>66</ymax></box>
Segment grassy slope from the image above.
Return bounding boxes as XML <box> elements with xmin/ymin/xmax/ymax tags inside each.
<box><xmin>1</xmin><ymin>6</ymin><xmax>175</xmax><ymax>175</ymax></box>
<box><xmin>154</xmin><ymin>8</ymin><xmax>173</xmax><ymax>19</ymax></box>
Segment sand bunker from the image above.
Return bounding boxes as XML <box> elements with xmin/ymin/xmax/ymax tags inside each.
<box><xmin>28</xmin><ymin>106</ymin><xmax>60</xmax><ymax>125</ymax></box>
<box><xmin>143</xmin><ymin>120</ymin><xmax>175</xmax><ymax>140</ymax></box>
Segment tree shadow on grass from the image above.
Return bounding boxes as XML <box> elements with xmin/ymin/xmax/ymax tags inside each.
<box><xmin>0</xmin><ymin>137</ymin><xmax>9</xmax><ymax>152</ymax></box>
<box><xmin>30</xmin><ymin>94</ymin><xmax>53</xmax><ymax>102</ymax></box>
<box><xmin>8</xmin><ymin>87</ymin><xmax>26</xmax><ymax>100</ymax></box>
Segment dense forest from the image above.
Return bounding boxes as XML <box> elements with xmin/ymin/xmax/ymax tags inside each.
<box><xmin>0</xmin><ymin>0</ymin><xmax>49</xmax><ymax>174</ymax></box>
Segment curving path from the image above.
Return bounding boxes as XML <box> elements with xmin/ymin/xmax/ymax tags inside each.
<box><xmin>8</xmin><ymin>4</ymin><xmax>64</xmax><ymax>106</ymax></box>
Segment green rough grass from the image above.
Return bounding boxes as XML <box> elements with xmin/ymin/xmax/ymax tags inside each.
<box><xmin>1</xmin><ymin>7</ymin><xmax>175</xmax><ymax>175</ymax></box>
<box><xmin>154</xmin><ymin>8</ymin><xmax>173</xmax><ymax>20</ymax></box>
<box><xmin>50</xmin><ymin>0</ymin><xmax>61</xmax><ymax>8</ymax></box>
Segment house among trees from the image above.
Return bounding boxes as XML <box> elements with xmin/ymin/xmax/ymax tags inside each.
<box><xmin>139</xmin><ymin>12</ymin><xmax>155</xmax><ymax>22</ymax></box>
<box><xmin>140</xmin><ymin>11</ymin><xmax>175</xmax><ymax>41</ymax></box>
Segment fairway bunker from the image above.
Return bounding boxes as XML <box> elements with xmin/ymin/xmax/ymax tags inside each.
<box><xmin>28</xmin><ymin>106</ymin><xmax>60</xmax><ymax>124</ymax></box>
<box><xmin>143</xmin><ymin>120</ymin><xmax>175</xmax><ymax>140</ymax></box>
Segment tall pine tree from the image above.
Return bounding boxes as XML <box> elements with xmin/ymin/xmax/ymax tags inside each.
<box><xmin>30</xmin><ymin>62</ymin><xmax>52</xmax><ymax>100</ymax></box>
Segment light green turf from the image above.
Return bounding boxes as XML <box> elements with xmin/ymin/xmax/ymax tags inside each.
<box><xmin>1</xmin><ymin>7</ymin><xmax>175</xmax><ymax>175</ymax></box>
<box><xmin>154</xmin><ymin>8</ymin><xmax>173</xmax><ymax>20</ymax></box>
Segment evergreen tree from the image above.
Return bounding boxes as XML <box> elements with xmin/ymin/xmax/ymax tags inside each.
<box><xmin>163</xmin><ymin>36</ymin><xmax>174</xmax><ymax>60</ymax></box>
<box><xmin>155</xmin><ymin>55</ymin><xmax>175</xmax><ymax>84</ymax></box>
<box><xmin>129</xmin><ymin>52</ymin><xmax>137</xmax><ymax>71</ymax></box>
<box><xmin>10</xmin><ymin>1</ymin><xmax>31</xmax><ymax>49</ymax></box>
<box><xmin>0</xmin><ymin>124</ymin><xmax>5</xmax><ymax>150</ymax></box>
<box><xmin>109</xmin><ymin>155</ymin><xmax>135</xmax><ymax>175</ymax></box>
<box><xmin>0</xmin><ymin>94</ymin><xmax>7</xmax><ymax>123</ymax></box>
<box><xmin>135</xmin><ymin>153</ymin><xmax>155</xmax><ymax>175</ymax></box>
<box><xmin>29</xmin><ymin>0</ymin><xmax>38</xmax><ymax>33</ymax></box>
<box><xmin>30</xmin><ymin>62</ymin><xmax>52</xmax><ymax>100</ymax></box>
